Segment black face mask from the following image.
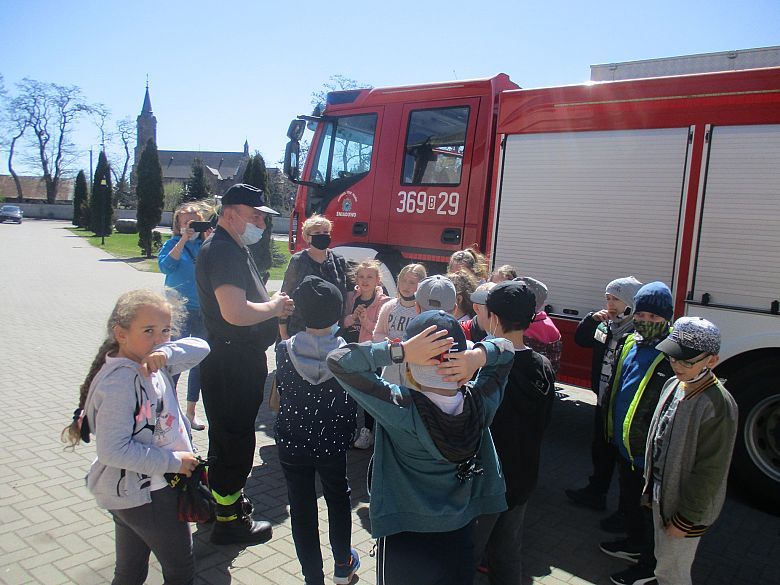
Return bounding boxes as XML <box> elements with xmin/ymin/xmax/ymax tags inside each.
<box><xmin>310</xmin><ymin>233</ymin><xmax>331</xmax><ymax>250</ymax></box>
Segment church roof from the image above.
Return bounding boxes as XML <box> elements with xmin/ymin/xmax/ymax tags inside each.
<box><xmin>158</xmin><ymin>150</ymin><xmax>247</xmax><ymax>180</ymax></box>
<box><xmin>141</xmin><ymin>87</ymin><xmax>153</xmax><ymax>115</ymax></box>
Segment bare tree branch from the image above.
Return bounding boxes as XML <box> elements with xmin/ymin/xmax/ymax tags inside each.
<box><xmin>12</xmin><ymin>78</ymin><xmax>92</xmax><ymax>203</ymax></box>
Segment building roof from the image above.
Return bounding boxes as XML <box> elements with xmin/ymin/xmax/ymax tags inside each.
<box><xmin>158</xmin><ymin>150</ymin><xmax>247</xmax><ymax>180</ymax></box>
<box><xmin>0</xmin><ymin>175</ymin><xmax>74</xmax><ymax>202</ymax></box>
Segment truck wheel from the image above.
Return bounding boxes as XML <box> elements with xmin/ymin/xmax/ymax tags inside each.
<box><xmin>727</xmin><ymin>360</ymin><xmax>780</xmax><ymax>513</ymax></box>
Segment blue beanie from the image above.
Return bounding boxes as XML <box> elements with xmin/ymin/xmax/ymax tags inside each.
<box><xmin>633</xmin><ymin>281</ymin><xmax>673</xmax><ymax>321</ymax></box>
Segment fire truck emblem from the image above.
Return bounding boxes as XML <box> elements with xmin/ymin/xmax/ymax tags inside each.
<box><xmin>336</xmin><ymin>191</ymin><xmax>358</xmax><ymax>218</ymax></box>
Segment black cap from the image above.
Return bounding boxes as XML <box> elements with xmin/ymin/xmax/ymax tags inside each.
<box><xmin>221</xmin><ymin>183</ymin><xmax>279</xmax><ymax>215</ymax></box>
<box><xmin>486</xmin><ymin>281</ymin><xmax>536</xmax><ymax>324</ymax></box>
<box><xmin>293</xmin><ymin>276</ymin><xmax>343</xmax><ymax>329</ymax></box>
<box><xmin>404</xmin><ymin>310</ymin><xmax>467</xmax><ymax>353</ymax></box>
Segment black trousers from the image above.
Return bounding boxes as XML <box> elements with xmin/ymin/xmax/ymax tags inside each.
<box><xmin>617</xmin><ymin>457</ymin><xmax>655</xmax><ymax>569</ymax></box>
<box><xmin>200</xmin><ymin>338</ymin><xmax>268</xmax><ymax>497</ymax></box>
<box><xmin>281</xmin><ymin>453</ymin><xmax>353</xmax><ymax>585</ymax></box>
<box><xmin>590</xmin><ymin>404</ymin><xmax>618</xmax><ymax>495</ymax></box>
<box><xmin>376</xmin><ymin>524</ymin><xmax>475</xmax><ymax>585</ymax></box>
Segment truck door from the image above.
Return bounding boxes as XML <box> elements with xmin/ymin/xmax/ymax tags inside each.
<box><xmin>382</xmin><ymin>99</ymin><xmax>480</xmax><ymax>260</ymax></box>
<box><xmin>303</xmin><ymin>109</ymin><xmax>383</xmax><ymax>247</ymax></box>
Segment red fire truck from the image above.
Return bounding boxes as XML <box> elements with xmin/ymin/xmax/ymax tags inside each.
<box><xmin>283</xmin><ymin>67</ymin><xmax>780</xmax><ymax>509</ymax></box>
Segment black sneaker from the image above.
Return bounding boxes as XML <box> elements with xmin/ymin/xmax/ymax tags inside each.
<box><xmin>565</xmin><ymin>486</ymin><xmax>607</xmax><ymax>510</ymax></box>
<box><xmin>599</xmin><ymin>538</ymin><xmax>641</xmax><ymax>563</ymax></box>
<box><xmin>600</xmin><ymin>510</ymin><xmax>627</xmax><ymax>533</ymax></box>
<box><xmin>610</xmin><ymin>564</ymin><xmax>657</xmax><ymax>585</ymax></box>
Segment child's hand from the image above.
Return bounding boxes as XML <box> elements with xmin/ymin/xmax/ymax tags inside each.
<box><xmin>438</xmin><ymin>347</ymin><xmax>487</xmax><ymax>386</ymax></box>
<box><xmin>175</xmin><ymin>451</ymin><xmax>199</xmax><ymax>477</ymax></box>
<box><xmin>592</xmin><ymin>309</ymin><xmax>610</xmax><ymax>322</ymax></box>
<box><xmin>141</xmin><ymin>350</ymin><xmax>168</xmax><ymax>376</ymax></box>
<box><xmin>402</xmin><ymin>325</ymin><xmax>453</xmax><ymax>366</ymax></box>
<box><xmin>353</xmin><ymin>305</ymin><xmax>366</xmax><ymax>322</ymax></box>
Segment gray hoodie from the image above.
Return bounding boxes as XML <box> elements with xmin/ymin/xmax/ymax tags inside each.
<box><xmin>84</xmin><ymin>337</ymin><xmax>210</xmax><ymax>510</ymax></box>
<box><xmin>286</xmin><ymin>332</ymin><xmax>345</xmax><ymax>384</ymax></box>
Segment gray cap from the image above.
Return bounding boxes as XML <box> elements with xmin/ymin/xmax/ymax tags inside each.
<box><xmin>515</xmin><ymin>276</ymin><xmax>548</xmax><ymax>313</ymax></box>
<box><xmin>656</xmin><ymin>316</ymin><xmax>721</xmax><ymax>359</ymax></box>
<box><xmin>605</xmin><ymin>276</ymin><xmax>644</xmax><ymax>310</ymax></box>
<box><xmin>416</xmin><ymin>275</ymin><xmax>457</xmax><ymax>313</ymax></box>
<box><xmin>470</xmin><ymin>282</ymin><xmax>496</xmax><ymax>305</ymax></box>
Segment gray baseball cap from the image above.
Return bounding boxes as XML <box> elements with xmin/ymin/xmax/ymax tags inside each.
<box><xmin>416</xmin><ymin>275</ymin><xmax>457</xmax><ymax>312</ymax></box>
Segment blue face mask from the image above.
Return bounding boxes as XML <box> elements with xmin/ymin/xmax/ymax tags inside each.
<box><xmin>239</xmin><ymin>222</ymin><xmax>264</xmax><ymax>246</ymax></box>
<box><xmin>330</xmin><ymin>322</ymin><xmax>341</xmax><ymax>336</ymax></box>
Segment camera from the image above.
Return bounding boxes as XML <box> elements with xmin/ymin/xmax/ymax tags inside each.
<box><xmin>190</xmin><ymin>221</ymin><xmax>212</xmax><ymax>233</ymax></box>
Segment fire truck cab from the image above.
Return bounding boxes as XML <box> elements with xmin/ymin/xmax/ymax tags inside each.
<box><xmin>284</xmin><ymin>74</ymin><xmax>517</xmax><ymax>273</ymax></box>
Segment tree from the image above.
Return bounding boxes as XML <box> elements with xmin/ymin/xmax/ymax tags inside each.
<box><xmin>90</xmin><ymin>151</ymin><xmax>113</xmax><ymax>236</ymax></box>
<box><xmin>11</xmin><ymin>78</ymin><xmax>92</xmax><ymax>203</ymax></box>
<box><xmin>136</xmin><ymin>139</ymin><xmax>164</xmax><ymax>258</ymax></box>
<box><xmin>111</xmin><ymin>117</ymin><xmax>135</xmax><ymax>207</ymax></box>
<box><xmin>183</xmin><ymin>158</ymin><xmax>211</xmax><ymax>202</ymax></box>
<box><xmin>72</xmin><ymin>170</ymin><xmax>88</xmax><ymax>227</ymax></box>
<box><xmin>310</xmin><ymin>75</ymin><xmax>370</xmax><ymax>110</ymax></box>
<box><xmin>243</xmin><ymin>153</ymin><xmax>273</xmax><ymax>282</ymax></box>
<box><xmin>0</xmin><ymin>74</ymin><xmax>27</xmax><ymax>201</ymax></box>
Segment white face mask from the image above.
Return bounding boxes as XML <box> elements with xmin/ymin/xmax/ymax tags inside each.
<box><xmin>239</xmin><ymin>221</ymin><xmax>264</xmax><ymax>246</ymax></box>
<box><xmin>484</xmin><ymin>315</ymin><xmax>497</xmax><ymax>339</ymax></box>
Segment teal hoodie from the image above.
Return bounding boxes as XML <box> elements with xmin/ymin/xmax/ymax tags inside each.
<box><xmin>327</xmin><ymin>339</ymin><xmax>514</xmax><ymax>538</ymax></box>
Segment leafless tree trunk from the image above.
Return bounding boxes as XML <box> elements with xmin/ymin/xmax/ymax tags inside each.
<box><xmin>8</xmin><ymin>126</ymin><xmax>27</xmax><ymax>201</ymax></box>
<box><xmin>109</xmin><ymin>117</ymin><xmax>135</xmax><ymax>206</ymax></box>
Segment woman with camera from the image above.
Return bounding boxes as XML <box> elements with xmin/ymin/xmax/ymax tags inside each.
<box><xmin>158</xmin><ymin>201</ymin><xmax>214</xmax><ymax>430</ymax></box>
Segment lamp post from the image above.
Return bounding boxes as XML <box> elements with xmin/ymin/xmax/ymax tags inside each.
<box><xmin>100</xmin><ymin>178</ymin><xmax>108</xmax><ymax>245</ymax></box>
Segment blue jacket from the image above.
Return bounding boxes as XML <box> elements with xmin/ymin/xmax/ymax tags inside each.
<box><xmin>327</xmin><ymin>339</ymin><xmax>514</xmax><ymax>538</ymax></box>
<box><xmin>605</xmin><ymin>333</ymin><xmax>673</xmax><ymax>468</ymax></box>
<box><xmin>158</xmin><ymin>236</ymin><xmax>202</xmax><ymax>310</ymax></box>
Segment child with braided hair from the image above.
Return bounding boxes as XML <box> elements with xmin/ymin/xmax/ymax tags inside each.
<box><xmin>63</xmin><ymin>289</ymin><xmax>210</xmax><ymax>585</ymax></box>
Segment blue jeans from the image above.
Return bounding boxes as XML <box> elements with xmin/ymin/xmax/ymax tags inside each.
<box><xmin>280</xmin><ymin>453</ymin><xmax>353</xmax><ymax>585</ymax></box>
<box><xmin>173</xmin><ymin>309</ymin><xmax>205</xmax><ymax>403</ymax></box>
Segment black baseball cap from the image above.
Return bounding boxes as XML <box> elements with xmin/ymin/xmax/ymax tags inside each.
<box><xmin>486</xmin><ymin>281</ymin><xmax>536</xmax><ymax>324</ymax></box>
<box><xmin>293</xmin><ymin>276</ymin><xmax>343</xmax><ymax>329</ymax></box>
<box><xmin>221</xmin><ymin>183</ymin><xmax>279</xmax><ymax>215</ymax></box>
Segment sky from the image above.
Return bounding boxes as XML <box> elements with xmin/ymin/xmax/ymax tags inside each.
<box><xmin>1</xmin><ymin>0</ymin><xmax>778</xmax><ymax>177</ymax></box>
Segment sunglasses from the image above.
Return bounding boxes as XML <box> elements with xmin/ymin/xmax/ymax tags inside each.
<box><xmin>666</xmin><ymin>353</ymin><xmax>710</xmax><ymax>368</ymax></box>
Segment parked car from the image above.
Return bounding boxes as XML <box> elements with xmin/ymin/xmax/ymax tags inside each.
<box><xmin>0</xmin><ymin>205</ymin><xmax>23</xmax><ymax>223</ymax></box>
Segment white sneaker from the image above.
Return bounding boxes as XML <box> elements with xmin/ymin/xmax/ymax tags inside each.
<box><xmin>353</xmin><ymin>427</ymin><xmax>374</xmax><ymax>449</ymax></box>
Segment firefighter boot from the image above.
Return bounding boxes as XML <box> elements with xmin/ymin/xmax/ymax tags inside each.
<box><xmin>210</xmin><ymin>493</ymin><xmax>272</xmax><ymax>546</ymax></box>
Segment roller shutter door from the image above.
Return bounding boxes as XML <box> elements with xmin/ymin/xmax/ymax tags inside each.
<box><xmin>691</xmin><ymin>124</ymin><xmax>780</xmax><ymax>311</ymax></box>
<box><xmin>493</xmin><ymin>128</ymin><xmax>690</xmax><ymax>319</ymax></box>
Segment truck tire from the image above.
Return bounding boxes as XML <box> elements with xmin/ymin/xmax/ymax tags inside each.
<box><xmin>727</xmin><ymin>360</ymin><xmax>780</xmax><ymax>513</ymax></box>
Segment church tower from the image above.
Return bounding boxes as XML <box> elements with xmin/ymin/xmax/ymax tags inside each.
<box><xmin>135</xmin><ymin>83</ymin><xmax>157</xmax><ymax>168</ymax></box>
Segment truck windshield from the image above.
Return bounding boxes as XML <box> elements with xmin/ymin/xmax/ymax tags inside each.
<box><xmin>309</xmin><ymin>114</ymin><xmax>377</xmax><ymax>185</ymax></box>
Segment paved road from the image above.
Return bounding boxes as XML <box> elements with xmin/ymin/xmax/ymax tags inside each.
<box><xmin>1</xmin><ymin>220</ymin><xmax>778</xmax><ymax>585</ymax></box>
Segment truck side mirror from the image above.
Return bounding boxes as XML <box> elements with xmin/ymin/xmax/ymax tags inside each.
<box><xmin>284</xmin><ymin>140</ymin><xmax>300</xmax><ymax>181</ymax></box>
<box><xmin>287</xmin><ymin>119</ymin><xmax>306</xmax><ymax>141</ymax></box>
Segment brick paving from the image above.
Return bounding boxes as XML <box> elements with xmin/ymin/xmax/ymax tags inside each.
<box><xmin>1</xmin><ymin>220</ymin><xmax>778</xmax><ymax>585</ymax></box>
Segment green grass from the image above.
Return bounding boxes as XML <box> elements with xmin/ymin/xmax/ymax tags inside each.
<box><xmin>66</xmin><ymin>227</ymin><xmax>292</xmax><ymax>278</ymax></box>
